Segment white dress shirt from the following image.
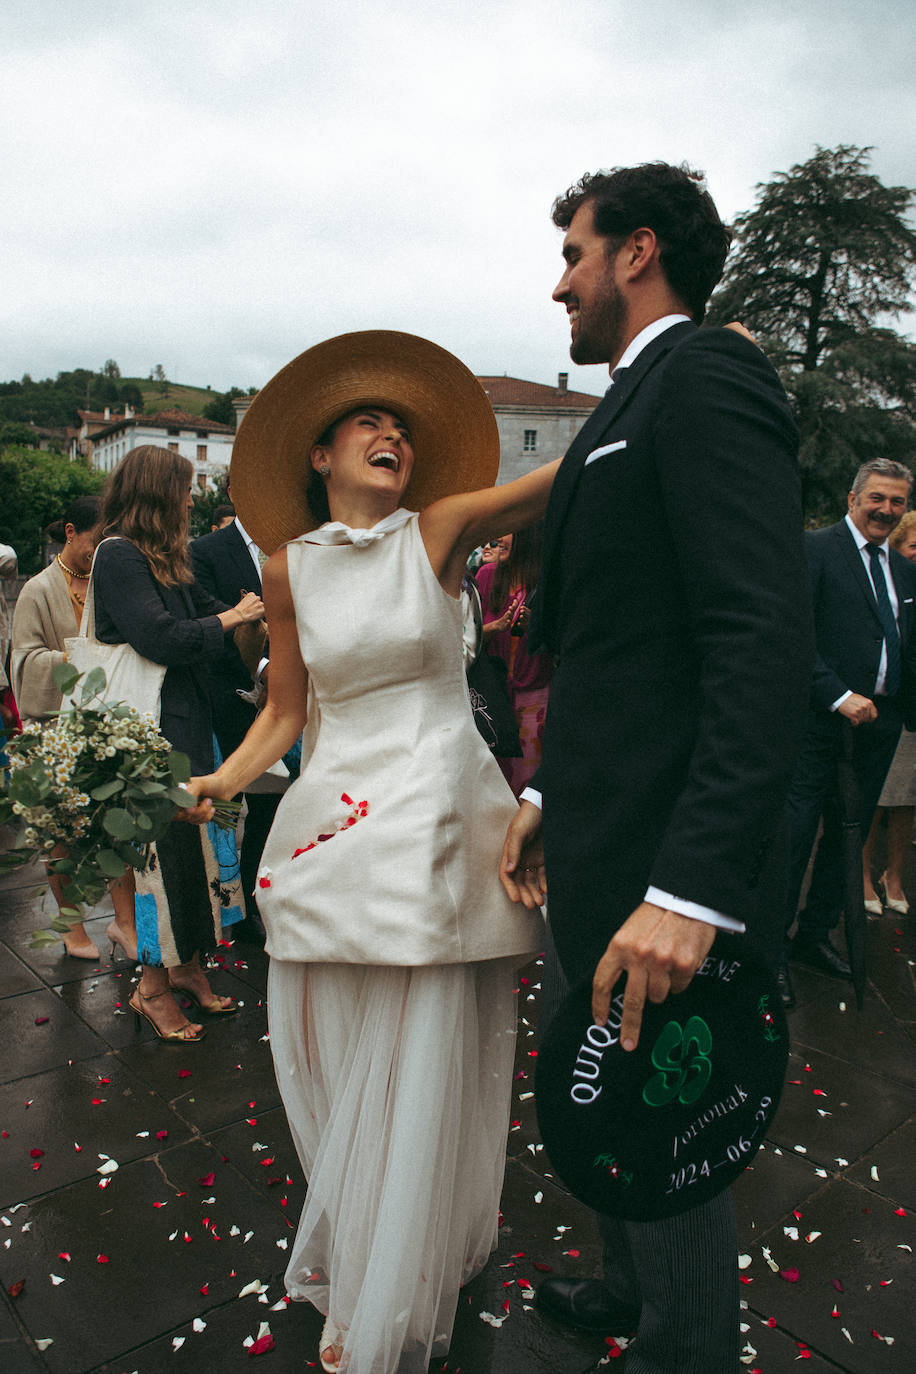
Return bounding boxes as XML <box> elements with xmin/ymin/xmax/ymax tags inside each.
<box><xmin>234</xmin><ymin>516</ymin><xmax>264</xmax><ymax>583</ymax></box>
<box><xmin>829</xmin><ymin>513</ymin><xmax>899</xmax><ymax>711</ymax></box>
<box><xmin>521</xmin><ymin>313</ymin><xmax>744</xmax><ymax>934</ymax></box>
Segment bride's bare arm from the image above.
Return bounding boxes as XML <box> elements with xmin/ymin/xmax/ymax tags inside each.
<box><xmin>419</xmin><ymin>457</ymin><xmax>561</xmax><ymax>594</ymax></box>
<box><xmin>188</xmin><ymin>549</ymin><xmax>309</xmax><ymax>803</ymax></box>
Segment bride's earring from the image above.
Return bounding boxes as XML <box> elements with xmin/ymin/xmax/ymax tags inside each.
<box><xmin>318</xmin><ymin>464</ymin><xmax>330</xmax><ymax>477</ymax></box>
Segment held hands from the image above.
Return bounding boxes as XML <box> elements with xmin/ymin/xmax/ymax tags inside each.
<box><xmin>499</xmin><ymin>800</ymin><xmax>547</xmax><ymax>908</ymax></box>
<box><xmin>837</xmin><ymin>693</ymin><xmax>878</xmax><ymax>726</ymax></box>
<box><xmin>591</xmin><ymin>902</ymin><xmax>717</xmax><ymax>1051</ymax></box>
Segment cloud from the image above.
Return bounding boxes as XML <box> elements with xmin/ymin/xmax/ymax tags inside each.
<box><xmin>2</xmin><ymin>0</ymin><xmax>913</xmax><ymax>393</ymax></box>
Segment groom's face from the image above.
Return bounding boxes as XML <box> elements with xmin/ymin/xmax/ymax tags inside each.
<box><xmin>553</xmin><ymin>200</ymin><xmax>628</xmax><ymax>367</ymax></box>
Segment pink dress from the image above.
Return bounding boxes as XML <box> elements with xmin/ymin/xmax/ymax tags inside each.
<box><xmin>475</xmin><ymin>561</ymin><xmax>553</xmax><ymax>796</ymax></box>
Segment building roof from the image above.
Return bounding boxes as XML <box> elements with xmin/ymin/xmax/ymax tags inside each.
<box><xmin>477</xmin><ymin>375</ymin><xmax>602</xmax><ymax>409</ymax></box>
<box><xmin>91</xmin><ymin>408</ymin><xmax>235</xmax><ymax>439</ymax></box>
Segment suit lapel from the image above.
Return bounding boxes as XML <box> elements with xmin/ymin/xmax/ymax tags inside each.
<box><xmin>835</xmin><ymin>521</ymin><xmax>882</xmax><ymax>628</ymax></box>
<box><xmin>536</xmin><ymin>321</ymin><xmax>695</xmax><ymax>645</ymax></box>
<box><xmin>223</xmin><ymin>523</ymin><xmax>261</xmax><ymax>595</ymax></box>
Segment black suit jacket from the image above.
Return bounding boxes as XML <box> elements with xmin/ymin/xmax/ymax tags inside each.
<box><xmin>190</xmin><ymin>522</ymin><xmax>262</xmax><ymax>755</ymax></box>
<box><xmin>805</xmin><ymin>519</ymin><xmax>916</xmax><ymax>727</ymax></box>
<box><xmin>530</xmin><ymin>322</ymin><xmax>814</xmax><ymax>983</ymax></box>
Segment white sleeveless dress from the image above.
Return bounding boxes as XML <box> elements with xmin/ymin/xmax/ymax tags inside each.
<box><xmin>261</xmin><ymin>512</ymin><xmax>543</xmax><ymax>1373</ymax></box>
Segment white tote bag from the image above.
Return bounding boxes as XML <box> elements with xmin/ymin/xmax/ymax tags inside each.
<box><xmin>63</xmin><ymin>538</ymin><xmax>166</xmax><ymax>722</ymax></box>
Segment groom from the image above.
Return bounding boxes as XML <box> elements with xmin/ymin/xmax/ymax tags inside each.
<box><xmin>501</xmin><ymin>163</ymin><xmax>813</xmax><ymax>1373</ymax></box>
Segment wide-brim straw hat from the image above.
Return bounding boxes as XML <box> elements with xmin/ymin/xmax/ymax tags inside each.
<box><xmin>230</xmin><ymin>330</ymin><xmax>500</xmax><ymax>554</ymax></box>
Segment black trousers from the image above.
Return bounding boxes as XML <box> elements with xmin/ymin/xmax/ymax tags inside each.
<box><xmin>539</xmin><ymin>925</ymin><xmax>740</xmax><ymax>1374</ymax></box>
<box><xmin>784</xmin><ymin>697</ymin><xmax>902</xmax><ymax>944</ymax></box>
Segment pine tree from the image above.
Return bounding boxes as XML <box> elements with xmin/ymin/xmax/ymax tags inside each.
<box><xmin>708</xmin><ymin>145</ymin><xmax>916</xmax><ymax>517</ymax></box>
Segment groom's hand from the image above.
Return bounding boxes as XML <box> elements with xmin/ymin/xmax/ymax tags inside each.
<box><xmin>499</xmin><ymin>800</ymin><xmax>547</xmax><ymax>908</ymax></box>
<box><xmin>591</xmin><ymin>903</ymin><xmax>717</xmax><ymax>1050</ymax></box>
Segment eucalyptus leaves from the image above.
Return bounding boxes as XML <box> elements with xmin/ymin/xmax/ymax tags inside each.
<box><xmin>0</xmin><ymin>663</ymin><xmax>238</xmax><ymax>946</ymax></box>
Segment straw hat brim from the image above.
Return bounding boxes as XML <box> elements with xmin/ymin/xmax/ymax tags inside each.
<box><xmin>230</xmin><ymin>331</ymin><xmax>500</xmax><ymax>554</ymax></box>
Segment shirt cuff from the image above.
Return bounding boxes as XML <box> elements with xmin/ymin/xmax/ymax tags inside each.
<box><xmin>645</xmin><ymin>886</ymin><xmax>745</xmax><ymax>934</ymax></box>
<box><xmin>520</xmin><ymin>787</ymin><xmax>542</xmax><ymax>809</ymax></box>
<box><xmin>256</xmin><ymin>656</ymin><xmax>269</xmax><ymax>682</ymax></box>
<box><xmin>830</xmin><ymin>690</ymin><xmax>852</xmax><ymax>712</ymax></box>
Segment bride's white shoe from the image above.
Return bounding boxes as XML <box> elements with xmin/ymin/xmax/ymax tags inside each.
<box><xmin>319</xmin><ymin>1317</ymin><xmax>346</xmax><ymax>1372</ymax></box>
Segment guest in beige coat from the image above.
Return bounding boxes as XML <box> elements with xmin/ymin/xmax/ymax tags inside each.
<box><xmin>11</xmin><ymin>495</ymin><xmax>137</xmax><ymax>961</ymax></box>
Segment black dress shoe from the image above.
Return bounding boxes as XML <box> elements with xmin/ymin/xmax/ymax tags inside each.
<box><xmin>790</xmin><ymin>935</ymin><xmax>851</xmax><ymax>980</ymax></box>
<box><xmin>535</xmin><ymin>1276</ymin><xmax>640</xmax><ymax>1334</ymax></box>
<box><xmin>776</xmin><ymin>961</ymin><xmax>796</xmax><ymax>1010</ymax></box>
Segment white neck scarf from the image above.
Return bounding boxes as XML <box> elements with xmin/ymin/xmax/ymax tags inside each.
<box><xmin>307</xmin><ymin>508</ymin><xmax>414</xmax><ymax>548</ymax></box>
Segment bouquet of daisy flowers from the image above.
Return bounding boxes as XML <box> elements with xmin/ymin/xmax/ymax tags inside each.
<box><xmin>0</xmin><ymin>663</ymin><xmax>239</xmax><ymax>946</ymax></box>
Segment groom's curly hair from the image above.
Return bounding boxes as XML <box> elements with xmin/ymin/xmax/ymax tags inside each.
<box><xmin>551</xmin><ymin>162</ymin><xmax>732</xmax><ymax>322</ymax></box>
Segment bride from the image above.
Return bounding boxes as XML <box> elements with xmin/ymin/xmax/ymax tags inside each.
<box><xmin>188</xmin><ymin>331</ymin><xmax>556</xmax><ymax>1372</ymax></box>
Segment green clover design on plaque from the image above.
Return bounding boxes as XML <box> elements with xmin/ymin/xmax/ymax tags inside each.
<box><xmin>642</xmin><ymin>1016</ymin><xmax>713</xmax><ymax>1108</ymax></box>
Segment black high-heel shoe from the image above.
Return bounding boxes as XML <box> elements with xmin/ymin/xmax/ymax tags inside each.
<box><xmin>129</xmin><ymin>988</ymin><xmax>206</xmax><ymax>1042</ymax></box>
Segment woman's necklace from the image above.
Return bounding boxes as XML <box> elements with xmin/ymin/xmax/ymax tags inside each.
<box><xmin>56</xmin><ymin>552</ymin><xmax>90</xmax><ymax>579</ymax></box>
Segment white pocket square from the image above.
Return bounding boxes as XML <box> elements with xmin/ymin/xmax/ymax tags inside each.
<box><xmin>584</xmin><ymin>438</ymin><xmax>627</xmax><ymax>466</ymax></box>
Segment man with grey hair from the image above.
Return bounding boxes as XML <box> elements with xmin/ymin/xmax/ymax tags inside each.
<box><xmin>782</xmin><ymin>457</ymin><xmax>916</xmax><ymax>1006</ymax></box>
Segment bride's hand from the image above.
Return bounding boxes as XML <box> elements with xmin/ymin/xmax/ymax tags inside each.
<box><xmin>177</xmin><ymin>772</ymin><xmax>230</xmax><ymax>825</ymax></box>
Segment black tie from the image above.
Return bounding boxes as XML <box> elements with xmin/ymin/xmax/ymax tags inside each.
<box><xmin>866</xmin><ymin>543</ymin><xmax>901</xmax><ymax>696</ymax></box>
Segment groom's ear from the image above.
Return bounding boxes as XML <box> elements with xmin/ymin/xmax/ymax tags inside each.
<box><xmin>620</xmin><ymin>227</ymin><xmax>659</xmax><ymax>282</ymax></box>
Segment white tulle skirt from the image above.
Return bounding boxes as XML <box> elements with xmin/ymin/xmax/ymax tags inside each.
<box><xmin>267</xmin><ymin>956</ymin><xmax>519</xmax><ymax>1373</ymax></box>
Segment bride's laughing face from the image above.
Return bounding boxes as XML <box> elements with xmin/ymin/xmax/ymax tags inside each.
<box><xmin>312</xmin><ymin>408</ymin><xmax>415</xmax><ymax>505</ymax></box>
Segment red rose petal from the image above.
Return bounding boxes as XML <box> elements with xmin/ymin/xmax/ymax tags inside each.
<box><xmin>248</xmin><ymin>1334</ymin><xmax>275</xmax><ymax>1356</ymax></box>
<box><xmin>197</xmin><ymin>1172</ymin><xmax>215</xmax><ymax>1187</ymax></box>
<box><xmin>778</xmin><ymin>1267</ymin><xmax>799</xmax><ymax>1283</ymax></box>
<box><xmin>29</xmin><ymin>1148</ymin><xmax>44</xmax><ymax>1158</ymax></box>
<box><xmin>178</xmin><ymin>1070</ymin><xmax>191</xmax><ymax>1079</ymax></box>
<box><xmin>97</xmin><ymin>1254</ymin><xmax>109</xmax><ymax>1264</ymax></box>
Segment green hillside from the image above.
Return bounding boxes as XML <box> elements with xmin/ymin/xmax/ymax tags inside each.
<box><xmin>129</xmin><ymin>379</ymin><xmax>218</xmax><ymax>418</ymax></box>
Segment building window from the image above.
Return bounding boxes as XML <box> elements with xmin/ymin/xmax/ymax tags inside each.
<box><xmin>197</xmin><ymin>444</ymin><xmax>207</xmax><ymax>461</ymax></box>
<box><xmin>523</xmin><ymin>429</ymin><xmax>537</xmax><ymax>453</ymax></box>
<box><xmin>197</xmin><ymin>473</ymin><xmax>208</xmax><ymax>490</ymax></box>
<box><xmin>196</xmin><ymin>430</ymin><xmax>207</xmax><ymax>439</ymax></box>
<box><xmin>168</xmin><ymin>442</ymin><xmax>179</xmax><ymax>453</ymax></box>
<box><xmin>167</xmin><ymin>427</ymin><xmax>179</xmax><ymax>436</ymax></box>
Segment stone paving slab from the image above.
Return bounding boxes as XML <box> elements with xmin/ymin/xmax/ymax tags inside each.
<box><xmin>0</xmin><ymin>1053</ymin><xmax>193</xmax><ymax>1208</ymax></box>
<box><xmin>0</xmin><ymin>876</ymin><xmax>913</xmax><ymax>1371</ymax></box>
<box><xmin>0</xmin><ymin>1137</ymin><xmax>293</xmax><ymax>1373</ymax></box>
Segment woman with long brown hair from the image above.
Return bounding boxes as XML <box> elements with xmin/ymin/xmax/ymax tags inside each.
<box><xmin>92</xmin><ymin>445</ymin><xmax>264</xmax><ymax>1040</ymax></box>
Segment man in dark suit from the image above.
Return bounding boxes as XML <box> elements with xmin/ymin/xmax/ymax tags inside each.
<box><xmin>192</xmin><ymin>506</ymin><xmax>279</xmax><ymax>943</ymax></box>
<box><xmin>500</xmin><ymin>163</ymin><xmax>813</xmax><ymax>1374</ymax></box>
<box><xmin>781</xmin><ymin>459</ymin><xmax>916</xmax><ymax>1007</ymax></box>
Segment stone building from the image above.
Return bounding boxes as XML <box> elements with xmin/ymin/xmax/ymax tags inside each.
<box><xmin>85</xmin><ymin>409</ymin><xmax>235</xmax><ymax>489</ymax></box>
<box><xmin>477</xmin><ymin>373</ymin><xmax>601</xmax><ymax>483</ymax></box>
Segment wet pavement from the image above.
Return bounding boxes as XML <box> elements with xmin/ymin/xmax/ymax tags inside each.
<box><xmin>0</xmin><ymin>834</ymin><xmax>913</xmax><ymax>1373</ymax></box>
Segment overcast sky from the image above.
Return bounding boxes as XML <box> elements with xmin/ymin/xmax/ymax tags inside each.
<box><xmin>2</xmin><ymin>0</ymin><xmax>914</xmax><ymax>399</ymax></box>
